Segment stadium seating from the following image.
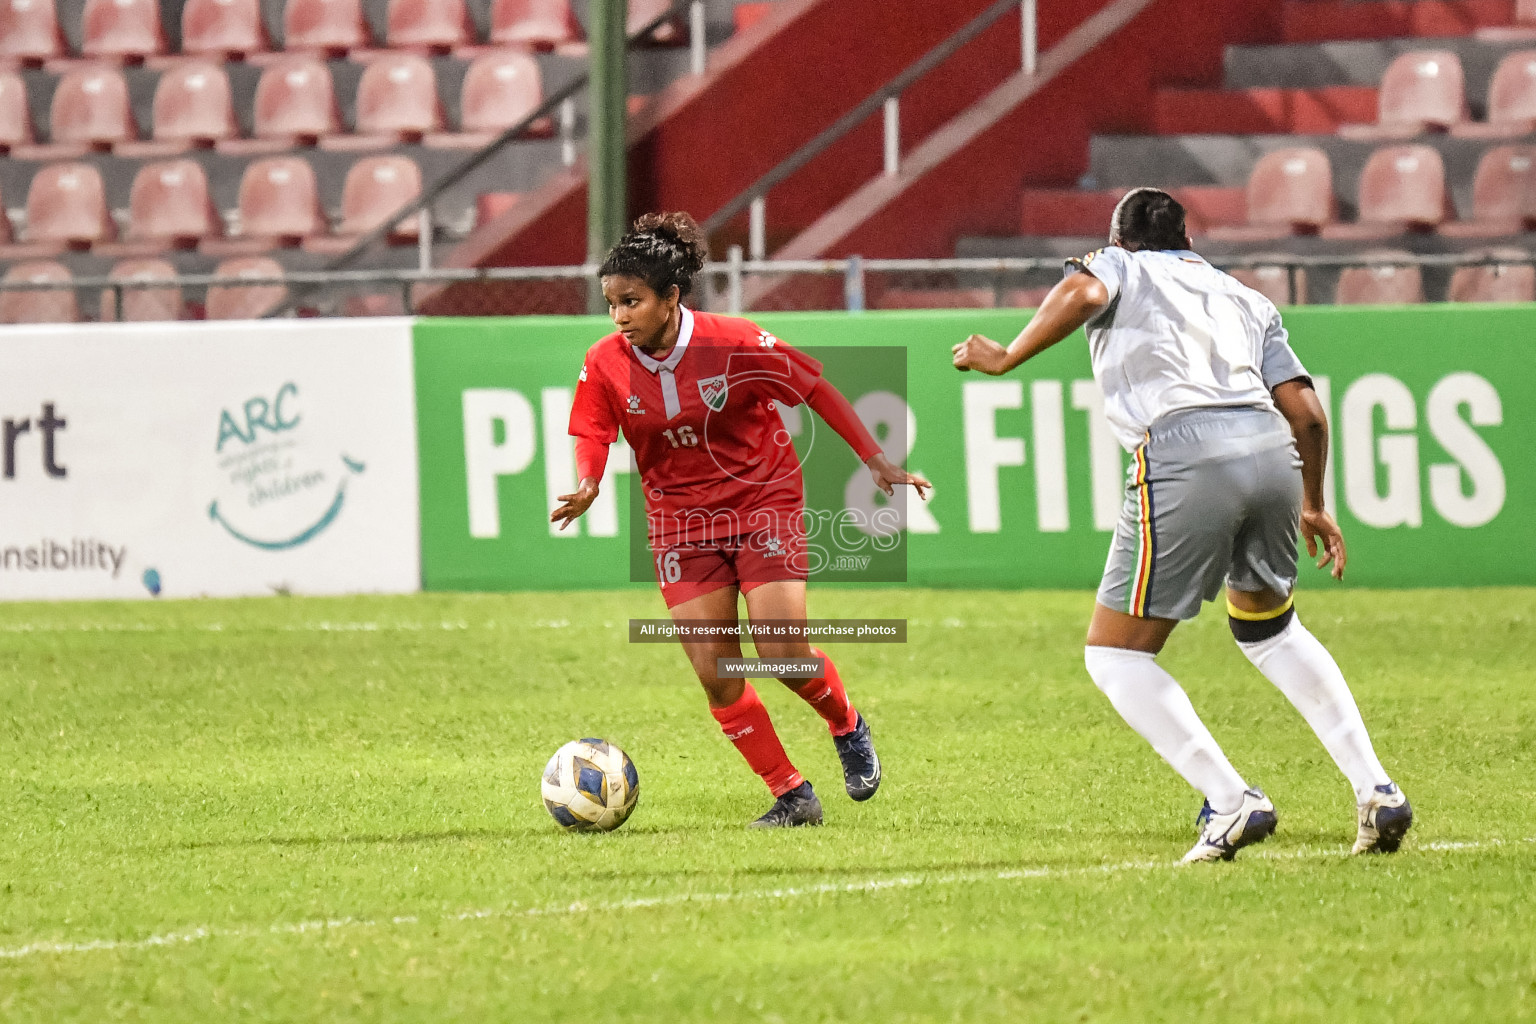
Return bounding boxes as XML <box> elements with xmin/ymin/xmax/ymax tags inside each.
<box><xmin>0</xmin><ymin>0</ymin><xmax>66</xmax><ymax>67</ymax></box>
<box><xmin>206</xmin><ymin>255</ymin><xmax>286</xmax><ymax>318</ymax></box>
<box><xmin>487</xmin><ymin>0</ymin><xmax>577</xmax><ymax>50</ymax></box>
<box><xmin>1208</xmin><ymin>148</ymin><xmax>1334</xmax><ymax>240</ymax></box>
<box><xmin>280</xmin><ymin>0</ymin><xmax>372</xmax><ymax>57</ymax></box>
<box><xmin>205</xmin><ymin>155</ymin><xmax>326</xmax><ymax>254</ymax></box>
<box><xmin>0</xmin><ymin>260</ymin><xmax>78</xmax><ymax>323</ymax></box>
<box><xmin>1340</xmin><ymin>51</ymin><xmax>1466</xmax><ymax>138</ymax></box>
<box><xmin>321</xmin><ymin>54</ymin><xmax>442</xmax><ymax>149</ymax></box>
<box><xmin>1229</xmin><ymin>264</ymin><xmax>1307</xmax><ymax>306</ymax></box>
<box><xmin>79</xmin><ymin>0</ymin><xmax>167</xmax><ymax>63</ymax></box>
<box><xmin>630</xmin><ymin>0</ymin><xmax>681</xmax><ymax>43</ymax></box>
<box><xmin>218</xmin><ymin>57</ymin><xmax>340</xmax><ymax>153</ymax></box>
<box><xmin>1453</xmin><ymin>51</ymin><xmax>1536</xmax><ymax>138</ymax></box>
<box><xmin>179</xmin><ymin>0</ymin><xmax>270</xmax><ymax>61</ymax></box>
<box><xmin>1323</xmin><ymin>144</ymin><xmax>1448</xmax><ymax>237</ymax></box>
<box><xmin>1335</xmin><ymin>258</ymin><xmax>1424</xmax><ymax>304</ymax></box>
<box><xmin>384</xmin><ymin>0</ymin><xmax>472</xmax><ymax>54</ymax></box>
<box><xmin>101</xmin><ymin>257</ymin><xmax>182</xmax><ymax>320</ymax></box>
<box><xmin>1448</xmin><ymin>261</ymin><xmax>1536</xmax><ymax>301</ymax></box>
<box><xmin>0</xmin><ymin>69</ymin><xmax>34</xmax><ymax>152</ymax></box>
<box><xmin>304</xmin><ymin>155</ymin><xmax>422</xmax><ymax>252</ymax></box>
<box><xmin>23</xmin><ymin>162</ymin><xmax>115</xmax><ymax>248</ymax></box>
<box><xmin>1439</xmin><ymin>146</ymin><xmax>1536</xmax><ymax>235</ymax></box>
<box><xmin>118</xmin><ymin>61</ymin><xmax>237</xmax><ymax>156</ymax></box>
<box><xmin>115</xmin><ymin>159</ymin><xmax>221</xmax><ymax>250</ymax></box>
<box><xmin>426</xmin><ymin>50</ymin><xmax>546</xmax><ymax>149</ymax></box>
<box><xmin>14</xmin><ymin>65</ymin><xmax>137</xmax><ymax>159</ymax></box>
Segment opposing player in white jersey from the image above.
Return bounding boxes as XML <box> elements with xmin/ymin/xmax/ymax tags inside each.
<box><xmin>952</xmin><ymin>188</ymin><xmax>1412</xmax><ymax>862</ymax></box>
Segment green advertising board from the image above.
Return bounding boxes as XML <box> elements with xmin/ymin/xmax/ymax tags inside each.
<box><xmin>413</xmin><ymin>306</ymin><xmax>1533</xmax><ymax>591</ymax></box>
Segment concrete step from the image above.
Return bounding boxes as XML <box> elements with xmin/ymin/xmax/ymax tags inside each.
<box><xmin>1153</xmin><ymin>85</ymin><xmax>1378</xmax><ymax>135</ymax></box>
<box><xmin>1223</xmin><ymin>34</ymin><xmax>1535</xmax><ymax>111</ymax></box>
<box><xmin>1085</xmin><ymin>130</ymin><xmax>1532</xmax><ymax>218</ymax></box>
<box><xmin>1280</xmin><ymin>0</ymin><xmax>1514</xmax><ymax>43</ymax></box>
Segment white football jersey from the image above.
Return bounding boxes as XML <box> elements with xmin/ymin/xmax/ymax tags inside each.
<box><xmin>1067</xmin><ymin>246</ymin><xmax>1308</xmax><ymax>452</ymax></box>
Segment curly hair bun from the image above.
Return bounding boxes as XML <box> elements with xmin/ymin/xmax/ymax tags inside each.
<box><xmin>598</xmin><ymin>210</ymin><xmax>708</xmax><ymax>298</ymax></box>
<box><xmin>634</xmin><ymin>211</ymin><xmax>707</xmax><ymax>276</ymax></box>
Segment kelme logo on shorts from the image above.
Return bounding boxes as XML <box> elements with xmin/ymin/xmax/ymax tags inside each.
<box><xmin>698</xmin><ymin>373</ymin><xmax>728</xmax><ymax>412</ymax></box>
<box><xmin>208</xmin><ymin>382</ymin><xmax>365</xmax><ymax>551</ymax></box>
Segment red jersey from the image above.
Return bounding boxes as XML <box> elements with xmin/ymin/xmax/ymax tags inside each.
<box><xmin>568</xmin><ymin>308</ymin><xmax>826</xmax><ymax>547</ymax></box>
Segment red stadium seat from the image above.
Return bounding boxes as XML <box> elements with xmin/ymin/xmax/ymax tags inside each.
<box><xmin>281</xmin><ymin>0</ymin><xmax>371</xmax><ymax>56</ymax></box>
<box><xmin>0</xmin><ymin>0</ymin><xmax>66</xmax><ymax>67</ymax></box>
<box><xmin>877</xmin><ymin>288</ymin><xmax>995</xmax><ymax>309</ymax></box>
<box><xmin>0</xmin><ymin>260</ymin><xmax>77</xmax><ymax>323</ymax></box>
<box><xmin>1335</xmin><ymin>257</ymin><xmax>1424</xmax><ymax>304</ymax></box>
<box><xmin>321</xmin><ymin>54</ymin><xmax>441</xmax><ymax>150</ymax></box>
<box><xmin>1454</xmin><ymin>51</ymin><xmax>1536</xmax><ymax>138</ymax></box>
<box><xmin>1476</xmin><ymin>0</ymin><xmax>1536</xmax><ymax>39</ymax></box>
<box><xmin>1322</xmin><ymin>144</ymin><xmax>1448</xmax><ymax>238</ymax></box>
<box><xmin>24</xmin><ymin>162</ymin><xmax>115</xmax><ymax>247</ymax></box>
<box><xmin>385</xmin><ymin>0</ymin><xmax>471</xmax><ymax>53</ymax></box>
<box><xmin>629</xmin><ymin>0</ymin><xmax>681</xmax><ymax>43</ymax></box>
<box><xmin>0</xmin><ymin>69</ymin><xmax>34</xmax><ymax>152</ymax></box>
<box><xmin>342</xmin><ymin>291</ymin><xmax>408</xmax><ymax>315</ymax></box>
<box><xmin>118</xmin><ymin>61</ymin><xmax>235</xmax><ymax>156</ymax></box>
<box><xmin>487</xmin><ymin>0</ymin><xmax>576</xmax><ymax>49</ymax></box>
<box><xmin>120</xmin><ymin>158</ymin><xmax>221</xmax><ymax>249</ymax></box>
<box><xmin>1207</xmin><ymin>148</ymin><xmax>1334</xmax><ymax>241</ymax></box>
<box><xmin>206</xmin><ymin>255</ymin><xmax>286</xmax><ymax>318</ymax></box>
<box><xmin>305</xmin><ymin>155</ymin><xmax>421</xmax><ymax>252</ymax></box>
<box><xmin>80</xmin><ymin>0</ymin><xmax>167</xmax><ymax>62</ymax></box>
<box><xmin>1440</xmin><ymin>146</ymin><xmax>1536</xmax><ymax>236</ymax></box>
<box><xmin>101</xmin><ymin>257</ymin><xmax>182</xmax><ymax>320</ymax></box>
<box><xmin>1340</xmin><ymin>50</ymin><xmax>1465</xmax><ymax>139</ymax></box>
<box><xmin>426</xmin><ymin>50</ymin><xmax>545</xmax><ymax>148</ymax></box>
<box><xmin>180</xmin><ymin>0</ymin><xmax>269</xmax><ymax>60</ymax></box>
<box><xmin>217</xmin><ymin>155</ymin><xmax>325</xmax><ymax>251</ymax></box>
<box><xmin>1229</xmin><ymin>264</ymin><xmax>1307</xmax><ymax>306</ymax></box>
<box><xmin>1448</xmin><ymin>261</ymin><xmax>1536</xmax><ymax>302</ymax></box>
<box><xmin>219</xmin><ymin>57</ymin><xmax>339</xmax><ymax>153</ymax></box>
<box><xmin>13</xmin><ymin>65</ymin><xmax>137</xmax><ymax>158</ymax></box>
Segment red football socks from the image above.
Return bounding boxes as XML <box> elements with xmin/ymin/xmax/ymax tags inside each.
<box><xmin>795</xmin><ymin>647</ymin><xmax>859</xmax><ymax>736</ymax></box>
<box><xmin>710</xmin><ymin>684</ymin><xmax>804</xmax><ymax>796</ymax></box>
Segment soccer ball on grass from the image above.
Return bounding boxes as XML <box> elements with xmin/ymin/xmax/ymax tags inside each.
<box><xmin>541</xmin><ymin>738</ymin><xmax>640</xmax><ymax>832</ymax></box>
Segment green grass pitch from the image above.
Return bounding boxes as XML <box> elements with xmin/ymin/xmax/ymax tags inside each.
<box><xmin>1</xmin><ymin>587</ymin><xmax>1533</xmax><ymax>1022</ymax></box>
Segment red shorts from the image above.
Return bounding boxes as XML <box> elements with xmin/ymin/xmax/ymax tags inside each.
<box><xmin>652</xmin><ymin>527</ymin><xmax>808</xmax><ymax>609</ymax></box>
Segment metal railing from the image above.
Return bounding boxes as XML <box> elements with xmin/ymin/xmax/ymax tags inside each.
<box><xmin>264</xmin><ymin>0</ymin><xmax>711</xmax><ymax>318</ymax></box>
<box><xmin>1</xmin><ymin>251</ymin><xmax>1527</xmax><ymax>322</ymax></box>
<box><xmin>701</xmin><ymin>0</ymin><xmax>1039</xmax><ymax>258</ymax></box>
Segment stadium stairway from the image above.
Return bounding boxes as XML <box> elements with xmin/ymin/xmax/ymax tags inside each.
<box><xmin>950</xmin><ymin>0</ymin><xmax>1536</xmax><ymax>307</ymax></box>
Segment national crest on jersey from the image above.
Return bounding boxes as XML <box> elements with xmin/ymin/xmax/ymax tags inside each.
<box><xmin>697</xmin><ymin>373</ymin><xmax>729</xmax><ymax>412</ymax></box>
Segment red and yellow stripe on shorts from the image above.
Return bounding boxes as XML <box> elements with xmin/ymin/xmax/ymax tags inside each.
<box><xmin>1128</xmin><ymin>437</ymin><xmax>1155</xmax><ymax>617</ymax></box>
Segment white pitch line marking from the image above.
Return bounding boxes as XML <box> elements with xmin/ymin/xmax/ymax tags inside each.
<box><xmin>0</xmin><ymin>837</ymin><xmax>1527</xmax><ymax>962</ymax></box>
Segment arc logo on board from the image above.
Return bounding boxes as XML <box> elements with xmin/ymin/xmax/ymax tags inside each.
<box><xmin>208</xmin><ymin>381</ymin><xmax>365</xmax><ymax>551</ymax></box>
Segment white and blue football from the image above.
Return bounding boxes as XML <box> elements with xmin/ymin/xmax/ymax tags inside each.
<box><xmin>541</xmin><ymin>738</ymin><xmax>640</xmax><ymax>832</ymax></box>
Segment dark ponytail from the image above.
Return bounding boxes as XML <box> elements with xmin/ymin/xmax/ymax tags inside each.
<box><xmin>1109</xmin><ymin>187</ymin><xmax>1189</xmax><ymax>252</ymax></box>
<box><xmin>598</xmin><ymin>211</ymin><xmax>708</xmax><ymax>299</ymax></box>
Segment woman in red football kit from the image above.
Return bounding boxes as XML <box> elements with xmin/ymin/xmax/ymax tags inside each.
<box><xmin>550</xmin><ymin>212</ymin><xmax>930</xmax><ymax>828</ymax></box>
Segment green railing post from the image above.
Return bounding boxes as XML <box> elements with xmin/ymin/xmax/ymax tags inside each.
<box><xmin>588</xmin><ymin>0</ymin><xmax>629</xmax><ymax>313</ymax></box>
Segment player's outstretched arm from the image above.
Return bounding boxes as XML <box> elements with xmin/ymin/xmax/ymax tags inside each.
<box><xmin>952</xmin><ymin>271</ymin><xmax>1109</xmax><ymax>375</ymax></box>
<box><xmin>804</xmin><ymin>380</ymin><xmax>932</xmax><ymax>500</ymax></box>
<box><xmin>1273</xmin><ymin>378</ymin><xmax>1347</xmax><ymax>580</ymax></box>
<box><xmin>550</xmin><ymin>437</ymin><xmax>608</xmax><ymax>530</ymax></box>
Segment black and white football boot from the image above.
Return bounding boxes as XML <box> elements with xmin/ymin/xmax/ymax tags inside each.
<box><xmin>749</xmin><ymin>780</ymin><xmax>824</xmax><ymax>828</ymax></box>
<box><xmin>832</xmin><ymin>713</ymin><xmax>881</xmax><ymax>802</ymax></box>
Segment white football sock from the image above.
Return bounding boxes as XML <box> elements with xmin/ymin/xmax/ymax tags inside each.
<box><xmin>1236</xmin><ymin>617</ymin><xmax>1391</xmax><ymax>804</ymax></box>
<box><xmin>1084</xmin><ymin>645</ymin><xmax>1249</xmax><ymax>814</ymax></box>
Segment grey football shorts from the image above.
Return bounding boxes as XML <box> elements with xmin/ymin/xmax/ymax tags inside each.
<box><xmin>1098</xmin><ymin>406</ymin><xmax>1302</xmax><ymax>621</ymax></box>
